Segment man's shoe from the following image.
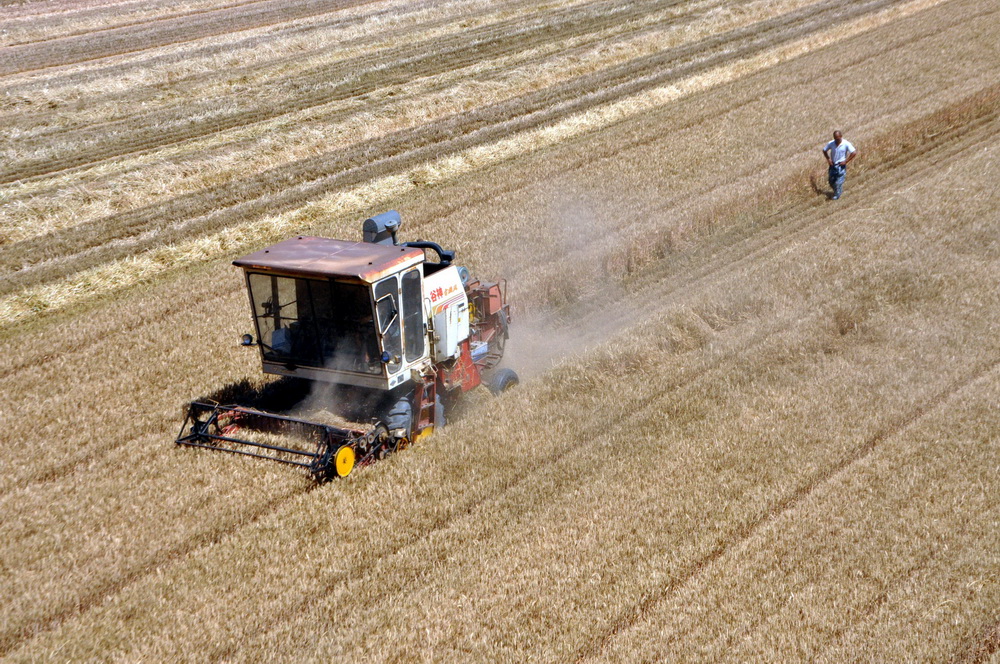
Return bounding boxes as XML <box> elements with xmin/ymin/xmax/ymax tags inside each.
<box><xmin>832</xmin><ymin>195</ymin><xmax>840</xmax><ymax>200</ymax></box>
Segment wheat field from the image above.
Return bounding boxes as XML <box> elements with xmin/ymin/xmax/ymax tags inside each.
<box><xmin>0</xmin><ymin>0</ymin><xmax>998</xmax><ymax>661</ymax></box>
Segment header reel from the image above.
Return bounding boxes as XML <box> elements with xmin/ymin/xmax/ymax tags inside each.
<box><xmin>176</xmin><ymin>401</ymin><xmax>401</xmax><ymax>482</ymax></box>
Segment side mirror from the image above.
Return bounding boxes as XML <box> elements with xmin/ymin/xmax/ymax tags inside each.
<box><xmin>240</xmin><ymin>334</ymin><xmax>255</xmax><ymax>346</ymax></box>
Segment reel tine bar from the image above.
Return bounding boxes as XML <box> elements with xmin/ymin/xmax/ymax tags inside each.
<box><xmin>175</xmin><ymin>402</ymin><xmax>357</xmax><ymax>471</ymax></box>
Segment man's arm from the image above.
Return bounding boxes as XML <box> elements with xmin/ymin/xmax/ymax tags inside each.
<box><xmin>822</xmin><ymin>146</ymin><xmax>834</xmax><ymax>166</ymax></box>
<box><xmin>843</xmin><ymin>148</ymin><xmax>857</xmax><ymax>166</ymax></box>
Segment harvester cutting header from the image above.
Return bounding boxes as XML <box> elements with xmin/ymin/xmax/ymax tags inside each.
<box><xmin>176</xmin><ymin>211</ymin><xmax>517</xmax><ymax>480</ymax></box>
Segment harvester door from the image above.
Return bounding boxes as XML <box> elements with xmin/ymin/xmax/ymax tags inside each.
<box><xmin>373</xmin><ymin>276</ymin><xmax>402</xmax><ymax>375</ymax></box>
<box><xmin>401</xmin><ymin>268</ymin><xmax>426</xmax><ymax>364</ymax></box>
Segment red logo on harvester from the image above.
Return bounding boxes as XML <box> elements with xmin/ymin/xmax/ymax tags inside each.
<box><xmin>430</xmin><ymin>284</ymin><xmax>457</xmax><ymax>303</ymax></box>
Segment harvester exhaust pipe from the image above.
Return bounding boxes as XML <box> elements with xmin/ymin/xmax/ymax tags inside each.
<box><xmin>363</xmin><ymin>210</ymin><xmax>402</xmax><ymax>246</ymax></box>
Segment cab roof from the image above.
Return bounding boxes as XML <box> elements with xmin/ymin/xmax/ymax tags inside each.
<box><xmin>233</xmin><ymin>236</ymin><xmax>424</xmax><ymax>283</ymax></box>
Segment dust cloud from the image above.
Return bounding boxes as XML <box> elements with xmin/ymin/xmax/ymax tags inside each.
<box><xmin>500</xmin><ymin>184</ymin><xmax>642</xmax><ymax>380</ymax></box>
<box><xmin>290</xmin><ymin>182</ymin><xmax>646</xmax><ymax>413</ymax></box>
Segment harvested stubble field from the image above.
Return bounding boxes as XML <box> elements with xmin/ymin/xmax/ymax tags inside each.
<box><xmin>1</xmin><ymin>0</ymin><xmax>998</xmax><ymax>660</ymax></box>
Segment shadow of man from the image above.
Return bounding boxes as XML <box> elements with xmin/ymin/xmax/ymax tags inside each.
<box><xmin>809</xmin><ymin>171</ymin><xmax>834</xmax><ymax>199</ymax></box>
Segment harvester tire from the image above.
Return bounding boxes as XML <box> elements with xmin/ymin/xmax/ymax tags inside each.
<box><xmin>487</xmin><ymin>368</ymin><xmax>519</xmax><ymax>396</ymax></box>
<box><xmin>385</xmin><ymin>394</ymin><xmax>414</xmax><ymax>440</ymax></box>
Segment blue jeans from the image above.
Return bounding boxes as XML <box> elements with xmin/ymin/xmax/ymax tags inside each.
<box><xmin>828</xmin><ymin>164</ymin><xmax>846</xmax><ymax>199</ymax></box>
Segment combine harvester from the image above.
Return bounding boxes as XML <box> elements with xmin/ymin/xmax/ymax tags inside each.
<box><xmin>176</xmin><ymin>211</ymin><xmax>517</xmax><ymax>481</ymax></box>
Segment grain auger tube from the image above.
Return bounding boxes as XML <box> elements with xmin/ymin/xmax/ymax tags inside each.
<box><xmin>175</xmin><ymin>211</ymin><xmax>517</xmax><ymax>481</ymax></box>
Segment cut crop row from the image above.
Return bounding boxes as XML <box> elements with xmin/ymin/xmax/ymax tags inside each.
<box><xmin>0</xmin><ymin>0</ymin><xmax>702</xmax><ymax>183</ymax></box>
<box><xmin>0</xmin><ymin>0</ymin><xmax>380</xmax><ymax>76</ymax></box>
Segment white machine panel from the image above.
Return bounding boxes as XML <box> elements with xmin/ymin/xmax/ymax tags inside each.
<box><xmin>424</xmin><ymin>266</ymin><xmax>469</xmax><ymax>361</ymax></box>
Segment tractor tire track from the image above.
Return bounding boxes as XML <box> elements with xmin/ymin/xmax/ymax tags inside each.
<box><xmin>0</xmin><ymin>482</ymin><xmax>311</xmax><ymax>657</ymax></box>
<box><xmin>807</xmin><ymin>556</ymin><xmax>935</xmax><ymax>660</ymax></box>
<box><xmin>710</xmin><ymin>550</ymin><xmax>935</xmax><ymax>658</ymax></box>
<box><xmin>0</xmin><ymin>0</ymin><xmax>906</xmax><ymax>296</ymax></box>
<box><xmin>0</xmin><ymin>0</ymin><xmax>382</xmax><ymax>77</ymax></box>
<box><xmin>573</xmin><ymin>357</ymin><xmax>1000</xmax><ymax>663</ymax></box>
<box><xmin>0</xmin><ymin>0</ymin><xmax>703</xmax><ymax>184</ymax></box>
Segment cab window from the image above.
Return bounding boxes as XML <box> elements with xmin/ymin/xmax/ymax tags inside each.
<box><xmin>401</xmin><ymin>269</ymin><xmax>425</xmax><ymax>362</ymax></box>
<box><xmin>373</xmin><ymin>276</ymin><xmax>402</xmax><ymax>374</ymax></box>
<box><xmin>247</xmin><ymin>273</ymin><xmax>379</xmax><ymax>374</ymax></box>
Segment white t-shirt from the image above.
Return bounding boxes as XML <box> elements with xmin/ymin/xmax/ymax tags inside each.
<box><xmin>824</xmin><ymin>139</ymin><xmax>856</xmax><ymax>165</ymax></box>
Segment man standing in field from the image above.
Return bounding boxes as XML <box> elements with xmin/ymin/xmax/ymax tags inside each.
<box><xmin>822</xmin><ymin>130</ymin><xmax>857</xmax><ymax>200</ymax></box>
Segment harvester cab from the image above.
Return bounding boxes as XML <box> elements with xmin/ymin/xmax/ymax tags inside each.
<box><xmin>176</xmin><ymin>211</ymin><xmax>516</xmax><ymax>481</ymax></box>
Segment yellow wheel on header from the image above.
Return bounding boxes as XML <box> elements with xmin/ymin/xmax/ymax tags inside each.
<box><xmin>334</xmin><ymin>445</ymin><xmax>356</xmax><ymax>478</ymax></box>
